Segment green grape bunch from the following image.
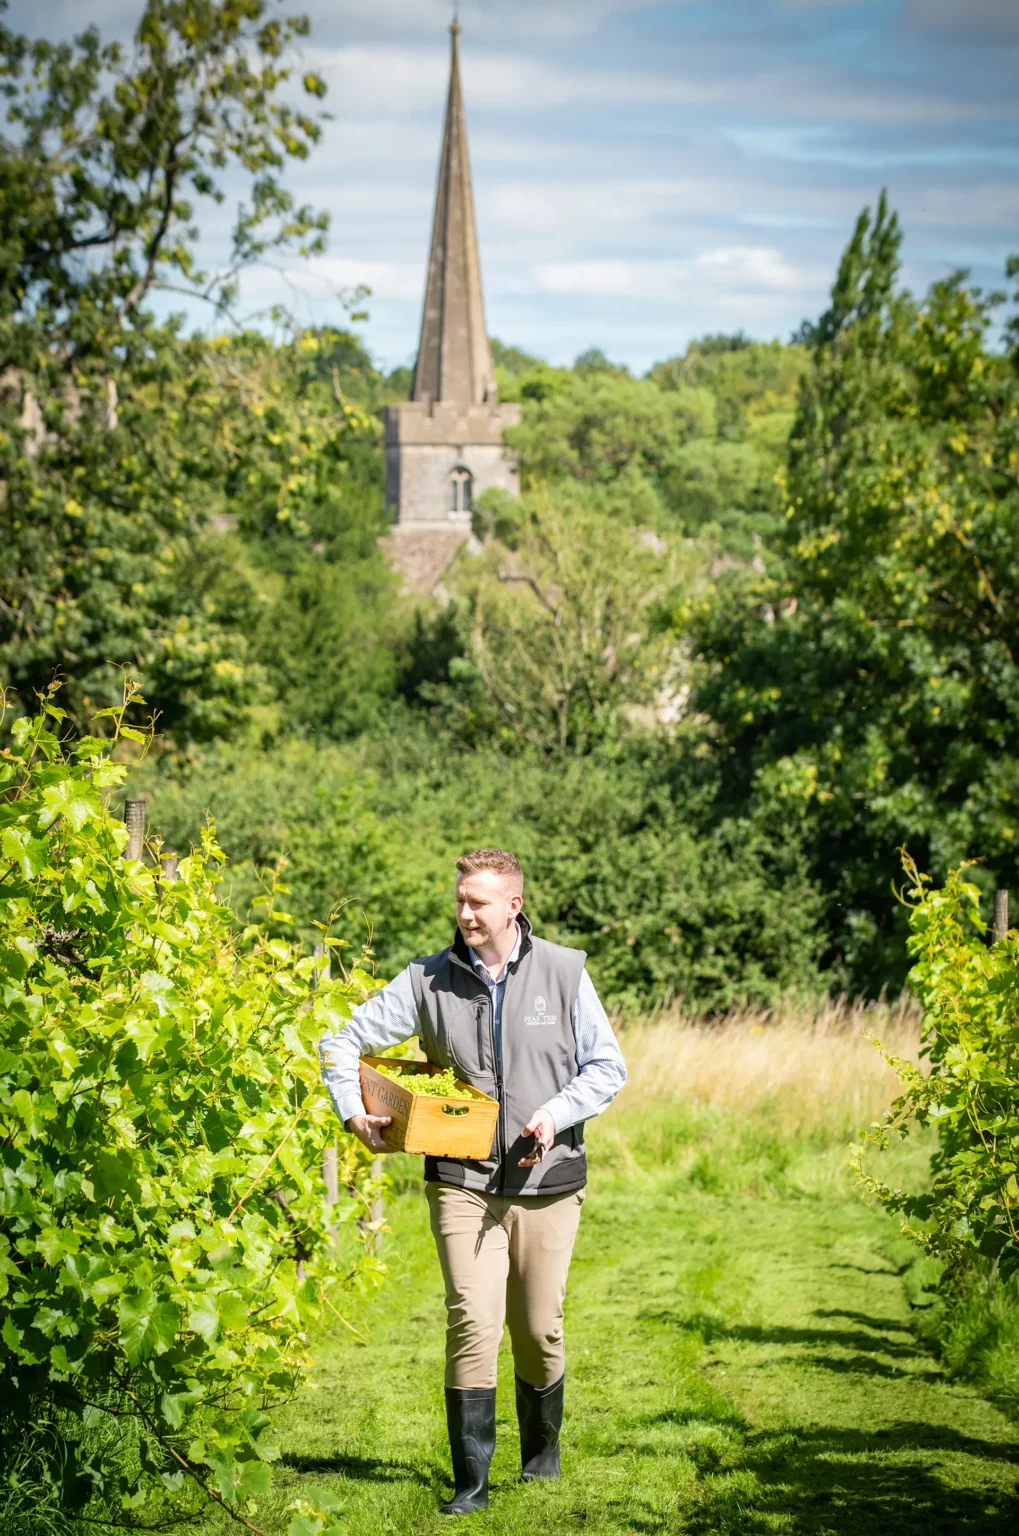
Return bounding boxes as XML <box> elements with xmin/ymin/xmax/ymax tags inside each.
<box><xmin>378</xmin><ymin>1063</ymin><xmax>470</xmax><ymax>1098</ymax></box>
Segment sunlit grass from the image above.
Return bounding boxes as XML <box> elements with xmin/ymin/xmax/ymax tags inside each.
<box><xmin>618</xmin><ymin>992</ymin><xmax>920</xmax><ymax>1136</ymax></box>
<box><xmin>178</xmin><ymin>998</ymin><xmax>1019</xmax><ymax>1535</ymax></box>
<box><xmin>590</xmin><ymin>994</ymin><xmax>926</xmax><ymax>1198</ymax></box>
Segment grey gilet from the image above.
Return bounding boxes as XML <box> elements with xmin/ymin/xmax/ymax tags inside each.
<box><xmin>409</xmin><ymin>913</ymin><xmax>588</xmax><ymax>1194</ymax></box>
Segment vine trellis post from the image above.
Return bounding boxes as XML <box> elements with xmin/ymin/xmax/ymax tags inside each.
<box><xmin>994</xmin><ymin>889</ymin><xmax>1009</xmax><ymax>943</ymax></box>
<box><xmin>312</xmin><ymin>948</ymin><xmax>384</xmax><ymax>1252</ymax></box>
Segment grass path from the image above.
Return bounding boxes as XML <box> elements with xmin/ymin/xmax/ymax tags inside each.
<box><xmin>241</xmin><ymin>1149</ymin><xmax>1019</xmax><ymax>1536</ymax></box>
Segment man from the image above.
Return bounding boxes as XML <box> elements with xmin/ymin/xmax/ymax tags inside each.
<box><xmin>319</xmin><ymin>848</ymin><xmax>626</xmax><ymax>1515</ymax></box>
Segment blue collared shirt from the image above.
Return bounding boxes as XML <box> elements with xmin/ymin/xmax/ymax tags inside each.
<box><xmin>467</xmin><ymin>927</ymin><xmax>522</xmax><ymax>1074</ymax></box>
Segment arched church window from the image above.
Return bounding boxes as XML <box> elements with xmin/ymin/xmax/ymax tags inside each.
<box><xmin>450</xmin><ymin>466</ymin><xmax>472</xmax><ymax>516</ymax></box>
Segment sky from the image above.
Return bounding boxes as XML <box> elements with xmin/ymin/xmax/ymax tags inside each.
<box><xmin>7</xmin><ymin>0</ymin><xmax>1019</xmax><ymax>372</ymax></box>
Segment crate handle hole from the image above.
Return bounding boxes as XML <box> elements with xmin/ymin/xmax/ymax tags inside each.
<box><xmin>442</xmin><ymin>1104</ymin><xmax>469</xmax><ymax>1116</ymax></box>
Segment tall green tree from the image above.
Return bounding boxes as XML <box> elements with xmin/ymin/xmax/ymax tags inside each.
<box><xmin>696</xmin><ymin>195</ymin><xmax>1019</xmax><ymax>989</ymax></box>
<box><xmin>0</xmin><ymin>1</ymin><xmax>331</xmax><ymax>741</ymax></box>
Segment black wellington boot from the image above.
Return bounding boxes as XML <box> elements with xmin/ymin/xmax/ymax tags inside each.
<box><xmin>439</xmin><ymin>1386</ymin><xmax>496</xmax><ymax>1515</ymax></box>
<box><xmin>515</xmin><ymin>1373</ymin><xmax>564</xmax><ymax>1481</ymax></box>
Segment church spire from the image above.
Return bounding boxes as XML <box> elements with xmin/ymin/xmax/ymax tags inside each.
<box><xmin>412</xmin><ymin>22</ymin><xmax>496</xmax><ymax>407</ymax></box>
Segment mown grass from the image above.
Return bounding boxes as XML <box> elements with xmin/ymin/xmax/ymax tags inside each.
<box><xmin>194</xmin><ymin>998</ymin><xmax>1019</xmax><ymax>1535</ymax></box>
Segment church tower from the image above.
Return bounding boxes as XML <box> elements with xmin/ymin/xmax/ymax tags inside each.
<box><xmin>384</xmin><ymin>22</ymin><xmax>519</xmax><ymax>583</ymax></box>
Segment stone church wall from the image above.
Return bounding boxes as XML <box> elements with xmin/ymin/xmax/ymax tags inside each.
<box><xmin>386</xmin><ymin>440</ymin><xmax>518</xmax><ymax>529</ymax></box>
<box><xmin>384</xmin><ymin>400</ymin><xmax>520</xmax><ymax>531</ymax></box>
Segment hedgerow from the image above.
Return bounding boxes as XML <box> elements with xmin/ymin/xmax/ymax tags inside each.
<box><xmin>0</xmin><ymin>687</ymin><xmax>375</xmax><ymax>1534</ymax></box>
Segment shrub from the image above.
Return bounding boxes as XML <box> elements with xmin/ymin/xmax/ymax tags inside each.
<box><xmin>140</xmin><ymin>730</ymin><xmax>825</xmax><ymax>1012</ymax></box>
<box><xmin>0</xmin><ymin>690</ymin><xmax>373</xmax><ymax>1531</ymax></box>
<box><xmin>858</xmin><ymin>855</ymin><xmax>1019</xmax><ymax>1282</ymax></box>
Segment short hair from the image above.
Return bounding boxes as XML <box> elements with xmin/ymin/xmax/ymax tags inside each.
<box><xmin>455</xmin><ymin>848</ymin><xmax>523</xmax><ymax>895</ymax></box>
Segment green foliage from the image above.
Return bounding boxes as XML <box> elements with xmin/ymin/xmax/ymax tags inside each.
<box><xmin>0</xmin><ymin>0</ymin><xmax>327</xmax><ymax>342</ymax></box>
<box><xmin>572</xmin><ymin>347</ymin><xmax>629</xmax><ymax>376</ymax></box>
<box><xmin>0</xmin><ymin>315</ymin><xmax>403</xmax><ymax>744</ymax></box>
<box><xmin>858</xmin><ymin>856</ymin><xmax>1019</xmax><ymax>1285</ymax></box>
<box><xmin>913</xmin><ymin>1264</ymin><xmax>1019</xmax><ymax>1419</ymax></box>
<box><xmin>646</xmin><ymin>337</ymin><xmax>806</xmax><ymax>549</ymax></box>
<box><xmin>0</xmin><ymin>2</ymin><xmax>340</xmax><ymax>745</ymax></box>
<box><xmin>447</xmin><ymin>487</ymin><xmax>696</xmax><ymax>756</ymax></box>
<box><xmin>0</xmin><ymin>690</ymin><xmax>378</xmax><ymax>1526</ymax></box>
<box><xmin>490</xmin><ymin>337</ymin><xmax>542</xmax><ymax>391</ymax></box>
<box><xmin>695</xmin><ymin>195</ymin><xmax>1019</xmax><ymax>990</ymax></box>
<box><xmin>506</xmin><ymin>366</ymin><xmax>714</xmax><ymax>512</ymax></box>
<box><xmin>139</xmin><ymin>728</ymin><xmax>825</xmax><ymax>1012</ymax></box>
<box><xmin>0</xmin><ymin>333</ymin><xmax>263</xmax><ymax>743</ymax></box>
<box><xmin>500</xmin><ymin>340</ymin><xmax>802</xmax><ymax>552</ymax></box>
<box><xmin>684</xmin><ymin>330</ymin><xmax>753</xmax><ymax>354</ymax></box>
<box><xmin>199</xmin><ymin>327</ymin><xmax>410</xmax><ymax>741</ymax></box>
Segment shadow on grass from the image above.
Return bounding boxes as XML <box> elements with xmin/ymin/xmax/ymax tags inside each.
<box><xmin>734</xmin><ymin>1422</ymin><xmax>1019</xmax><ymax>1536</ymax></box>
<box><xmin>279</xmin><ymin>1451</ymin><xmax>433</xmax><ymax>1485</ymax></box>
<box><xmin>813</xmin><ymin>1307</ymin><xmax>915</xmax><ymax>1333</ymax></box>
<box><xmin>630</xmin><ymin>1305</ymin><xmax>1019</xmax><ymax>1534</ymax></box>
<box><xmin>827</xmin><ymin>1258</ymin><xmax>913</xmax><ymax>1277</ymax></box>
<box><xmin>607</xmin><ymin>1413</ymin><xmax>1019</xmax><ymax>1535</ymax></box>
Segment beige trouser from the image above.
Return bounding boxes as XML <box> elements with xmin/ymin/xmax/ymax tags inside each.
<box><xmin>426</xmin><ymin>1181</ymin><xmax>585</xmax><ymax>1390</ymax></box>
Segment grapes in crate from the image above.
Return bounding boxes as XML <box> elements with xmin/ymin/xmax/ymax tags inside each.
<box><xmin>377</xmin><ymin>1063</ymin><xmax>468</xmax><ymax>1098</ymax></box>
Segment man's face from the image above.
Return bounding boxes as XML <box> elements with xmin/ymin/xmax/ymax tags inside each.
<box><xmin>455</xmin><ymin>869</ymin><xmax>522</xmax><ymax>949</ymax></box>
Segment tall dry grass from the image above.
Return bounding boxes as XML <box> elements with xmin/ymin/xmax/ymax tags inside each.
<box><xmin>612</xmin><ymin>993</ymin><xmax>922</xmax><ymax>1146</ymax></box>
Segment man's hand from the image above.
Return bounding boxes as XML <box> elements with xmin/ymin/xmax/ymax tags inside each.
<box><xmin>518</xmin><ymin>1109</ymin><xmax>556</xmax><ymax>1167</ymax></box>
<box><xmin>346</xmin><ymin>1113</ymin><xmax>394</xmax><ymax>1153</ymax></box>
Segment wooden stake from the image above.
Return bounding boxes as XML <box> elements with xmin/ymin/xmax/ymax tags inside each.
<box><xmin>124</xmin><ymin>798</ymin><xmax>146</xmax><ymax>861</ymax></box>
<box><xmin>371</xmin><ymin>1160</ymin><xmax>384</xmax><ymax>1254</ymax></box>
<box><xmin>994</xmin><ymin>889</ymin><xmax>1009</xmax><ymax>942</ymax></box>
<box><xmin>323</xmin><ymin>1144</ymin><xmax>339</xmax><ymax>1208</ymax></box>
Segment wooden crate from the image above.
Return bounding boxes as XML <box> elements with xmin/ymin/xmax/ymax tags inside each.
<box><xmin>358</xmin><ymin>1056</ymin><xmax>499</xmax><ymax>1158</ymax></box>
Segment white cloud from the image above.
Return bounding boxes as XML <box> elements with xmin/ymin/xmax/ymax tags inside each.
<box><xmin>692</xmin><ymin>246</ymin><xmax>806</xmax><ymax>289</ymax></box>
<box><xmin>312</xmin><ymin>0</ymin><xmax>654</xmax><ymax>42</ymax></box>
<box><xmin>307</xmin><ymin>41</ymin><xmax>1009</xmax><ymax>127</ymax></box>
<box><xmin>533</xmin><ymin>246</ymin><xmax>817</xmax><ymax>299</ymax></box>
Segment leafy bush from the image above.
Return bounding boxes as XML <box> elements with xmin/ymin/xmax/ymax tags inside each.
<box><xmin>140</xmin><ymin>728</ymin><xmax>825</xmax><ymax>1011</ymax></box>
<box><xmin>0</xmin><ymin>692</ymin><xmax>374</xmax><ymax>1531</ymax></box>
<box><xmin>912</xmin><ymin>1264</ymin><xmax>1019</xmax><ymax>1420</ymax></box>
<box><xmin>859</xmin><ymin>856</ymin><xmax>1019</xmax><ymax>1283</ymax></box>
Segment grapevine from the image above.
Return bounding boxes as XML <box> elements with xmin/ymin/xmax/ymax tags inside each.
<box><xmin>0</xmin><ymin>686</ymin><xmax>379</xmax><ymax>1531</ymax></box>
<box><xmin>377</xmin><ymin>1063</ymin><xmax>470</xmax><ymax>1098</ymax></box>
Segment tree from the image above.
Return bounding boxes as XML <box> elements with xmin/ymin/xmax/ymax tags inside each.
<box><xmin>451</xmin><ymin>487</ymin><xmax>696</xmax><ymax>756</ymax></box>
<box><xmin>0</xmin><ymin>0</ymin><xmax>327</xmax><ymax>348</ymax></box>
<box><xmin>505</xmin><ymin>368</ymin><xmax>714</xmax><ymax>505</ymax></box>
<box><xmin>695</xmin><ymin>195</ymin><xmax>1019</xmax><ymax>990</ymax></box>
<box><xmin>0</xmin><ymin>2</ymin><xmax>332</xmax><ymax>741</ymax></box>
<box><xmin>490</xmin><ymin>337</ymin><xmax>543</xmax><ymax>382</ymax></box>
<box><xmin>501</xmin><ymin>343</ymin><xmax>803</xmax><ymax>550</ymax></box>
